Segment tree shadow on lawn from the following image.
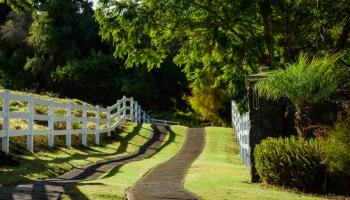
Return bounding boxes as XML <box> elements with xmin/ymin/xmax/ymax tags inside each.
<box><xmin>1</xmin><ymin>123</ymin><xmax>144</xmax><ymax>186</ymax></box>
<box><xmin>101</xmin><ymin>125</ymin><xmax>177</xmax><ymax>179</ymax></box>
<box><xmin>0</xmin><ymin>124</ymin><xmax>141</xmax><ymax>181</ymax></box>
<box><xmin>61</xmin><ymin>124</ymin><xmax>174</xmax><ymax>199</ymax></box>
<box><xmin>0</xmin><ymin>124</ymin><xmax>175</xmax><ymax>200</ymax></box>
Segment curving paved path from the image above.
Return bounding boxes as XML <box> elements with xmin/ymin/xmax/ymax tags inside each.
<box><xmin>0</xmin><ymin>125</ymin><xmax>167</xmax><ymax>200</ymax></box>
<box><xmin>127</xmin><ymin>128</ymin><xmax>205</xmax><ymax>200</ymax></box>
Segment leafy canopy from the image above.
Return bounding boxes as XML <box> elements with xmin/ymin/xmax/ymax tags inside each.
<box><xmin>255</xmin><ymin>53</ymin><xmax>344</xmax><ymax>107</ymax></box>
<box><xmin>0</xmin><ymin>0</ymin><xmax>36</xmax><ymax>13</ymax></box>
<box><xmin>95</xmin><ymin>0</ymin><xmax>350</xmax><ymax>105</ymax></box>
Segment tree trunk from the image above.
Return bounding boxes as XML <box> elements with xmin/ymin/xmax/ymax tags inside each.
<box><xmin>294</xmin><ymin>104</ymin><xmax>312</xmax><ymax>136</ymax></box>
<box><xmin>294</xmin><ymin>106</ymin><xmax>304</xmax><ymax>136</ymax></box>
<box><xmin>334</xmin><ymin>18</ymin><xmax>350</xmax><ymax>53</ymax></box>
<box><xmin>259</xmin><ymin>0</ymin><xmax>274</xmax><ymax>68</ymax></box>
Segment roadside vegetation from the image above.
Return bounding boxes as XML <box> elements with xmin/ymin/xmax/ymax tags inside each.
<box><xmin>255</xmin><ymin>54</ymin><xmax>350</xmax><ymax>195</ymax></box>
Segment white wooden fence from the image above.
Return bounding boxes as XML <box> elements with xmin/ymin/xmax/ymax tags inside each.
<box><xmin>0</xmin><ymin>90</ymin><xmax>152</xmax><ymax>154</ymax></box>
<box><xmin>231</xmin><ymin>101</ymin><xmax>251</xmax><ymax>166</ymax></box>
<box><xmin>150</xmin><ymin>118</ymin><xmax>180</xmax><ymax>126</ymax></box>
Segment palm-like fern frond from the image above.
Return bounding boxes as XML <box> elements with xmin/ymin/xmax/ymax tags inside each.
<box><xmin>255</xmin><ymin>53</ymin><xmax>343</xmax><ymax>107</ymax></box>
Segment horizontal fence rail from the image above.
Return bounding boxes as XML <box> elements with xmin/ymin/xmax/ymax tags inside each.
<box><xmin>231</xmin><ymin>101</ymin><xmax>251</xmax><ymax>166</ymax></box>
<box><xmin>0</xmin><ymin>90</ymin><xmax>158</xmax><ymax>154</ymax></box>
<box><xmin>150</xmin><ymin>118</ymin><xmax>180</xmax><ymax>126</ymax></box>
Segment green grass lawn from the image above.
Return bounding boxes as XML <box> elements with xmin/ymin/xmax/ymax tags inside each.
<box><xmin>62</xmin><ymin>125</ymin><xmax>187</xmax><ymax>200</ymax></box>
<box><xmin>0</xmin><ymin>123</ymin><xmax>152</xmax><ymax>186</ymax></box>
<box><xmin>185</xmin><ymin>127</ymin><xmax>328</xmax><ymax>200</ymax></box>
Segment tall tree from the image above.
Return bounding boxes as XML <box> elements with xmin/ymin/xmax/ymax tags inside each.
<box><xmin>95</xmin><ymin>0</ymin><xmax>350</xmax><ymax>108</ymax></box>
<box><xmin>0</xmin><ymin>0</ymin><xmax>190</xmax><ymax>110</ymax></box>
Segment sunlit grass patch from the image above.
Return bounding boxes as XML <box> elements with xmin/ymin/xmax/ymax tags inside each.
<box><xmin>185</xmin><ymin>127</ymin><xmax>327</xmax><ymax>200</ymax></box>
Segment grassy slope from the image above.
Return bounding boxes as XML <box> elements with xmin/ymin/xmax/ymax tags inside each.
<box><xmin>185</xmin><ymin>127</ymin><xmax>326</xmax><ymax>200</ymax></box>
<box><xmin>62</xmin><ymin>125</ymin><xmax>187</xmax><ymax>200</ymax></box>
<box><xmin>0</xmin><ymin>123</ymin><xmax>152</xmax><ymax>186</ymax></box>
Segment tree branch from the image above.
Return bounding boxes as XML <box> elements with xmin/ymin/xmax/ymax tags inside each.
<box><xmin>334</xmin><ymin>17</ymin><xmax>350</xmax><ymax>53</ymax></box>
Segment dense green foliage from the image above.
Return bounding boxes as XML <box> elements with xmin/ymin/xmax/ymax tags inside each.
<box><xmin>0</xmin><ymin>0</ymin><xmax>34</xmax><ymax>13</ymax></box>
<box><xmin>1</xmin><ymin>0</ymin><xmax>349</xmax><ymax>121</ymax></box>
<box><xmin>95</xmin><ymin>0</ymin><xmax>350</xmax><ymax>107</ymax></box>
<box><xmin>0</xmin><ymin>0</ymin><xmax>190</xmax><ymax>112</ymax></box>
<box><xmin>255</xmin><ymin>136</ymin><xmax>326</xmax><ymax>192</ymax></box>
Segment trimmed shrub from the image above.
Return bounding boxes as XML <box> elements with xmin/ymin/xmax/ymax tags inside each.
<box><xmin>254</xmin><ymin>136</ymin><xmax>326</xmax><ymax>192</ymax></box>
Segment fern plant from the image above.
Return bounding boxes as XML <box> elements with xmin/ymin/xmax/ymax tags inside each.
<box><xmin>255</xmin><ymin>53</ymin><xmax>343</xmax><ymax>136</ymax></box>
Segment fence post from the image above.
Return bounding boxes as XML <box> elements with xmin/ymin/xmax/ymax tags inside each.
<box><xmin>107</xmin><ymin>106</ymin><xmax>111</xmax><ymax>137</ymax></box>
<box><xmin>130</xmin><ymin>97</ymin><xmax>134</xmax><ymax>122</ymax></box>
<box><xmin>95</xmin><ymin>105</ymin><xmax>100</xmax><ymax>145</ymax></box>
<box><xmin>123</xmin><ymin>96</ymin><xmax>126</xmax><ymax>124</ymax></box>
<box><xmin>66</xmin><ymin>103</ymin><xmax>72</xmax><ymax>147</ymax></box>
<box><xmin>48</xmin><ymin>99</ymin><xmax>54</xmax><ymax>147</ymax></box>
<box><xmin>82</xmin><ymin>103</ymin><xmax>87</xmax><ymax>146</ymax></box>
<box><xmin>142</xmin><ymin>111</ymin><xmax>145</xmax><ymax>123</ymax></box>
<box><xmin>138</xmin><ymin>105</ymin><xmax>141</xmax><ymax>123</ymax></box>
<box><xmin>134</xmin><ymin>100</ymin><xmax>138</xmax><ymax>122</ymax></box>
<box><xmin>2</xmin><ymin>90</ymin><xmax>9</xmax><ymax>154</ymax></box>
<box><xmin>117</xmin><ymin>100</ymin><xmax>121</xmax><ymax>128</ymax></box>
<box><xmin>27</xmin><ymin>94</ymin><xmax>34</xmax><ymax>152</ymax></box>
<box><xmin>164</xmin><ymin>120</ymin><xmax>167</xmax><ymax>126</ymax></box>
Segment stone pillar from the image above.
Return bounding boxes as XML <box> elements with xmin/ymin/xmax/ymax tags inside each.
<box><xmin>246</xmin><ymin>80</ymin><xmax>293</xmax><ymax>182</ymax></box>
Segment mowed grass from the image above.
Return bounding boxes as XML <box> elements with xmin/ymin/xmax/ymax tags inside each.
<box><xmin>0</xmin><ymin>123</ymin><xmax>152</xmax><ymax>186</ymax></box>
<box><xmin>62</xmin><ymin>125</ymin><xmax>187</xmax><ymax>200</ymax></box>
<box><xmin>185</xmin><ymin>127</ymin><xmax>327</xmax><ymax>200</ymax></box>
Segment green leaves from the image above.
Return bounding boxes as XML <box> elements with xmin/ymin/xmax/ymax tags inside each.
<box><xmin>26</xmin><ymin>11</ymin><xmax>55</xmax><ymax>54</ymax></box>
<box><xmin>255</xmin><ymin>53</ymin><xmax>344</xmax><ymax>107</ymax></box>
<box><xmin>95</xmin><ymin>0</ymin><xmax>259</xmax><ymax>103</ymax></box>
<box><xmin>95</xmin><ymin>0</ymin><xmax>350</xmax><ymax>107</ymax></box>
<box><xmin>325</xmin><ymin>119</ymin><xmax>350</xmax><ymax>175</ymax></box>
<box><xmin>188</xmin><ymin>85</ymin><xmax>228</xmax><ymax>125</ymax></box>
<box><xmin>0</xmin><ymin>0</ymin><xmax>34</xmax><ymax>13</ymax></box>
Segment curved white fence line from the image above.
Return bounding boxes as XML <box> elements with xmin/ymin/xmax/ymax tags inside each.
<box><xmin>0</xmin><ymin>90</ymin><xmax>153</xmax><ymax>154</ymax></box>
